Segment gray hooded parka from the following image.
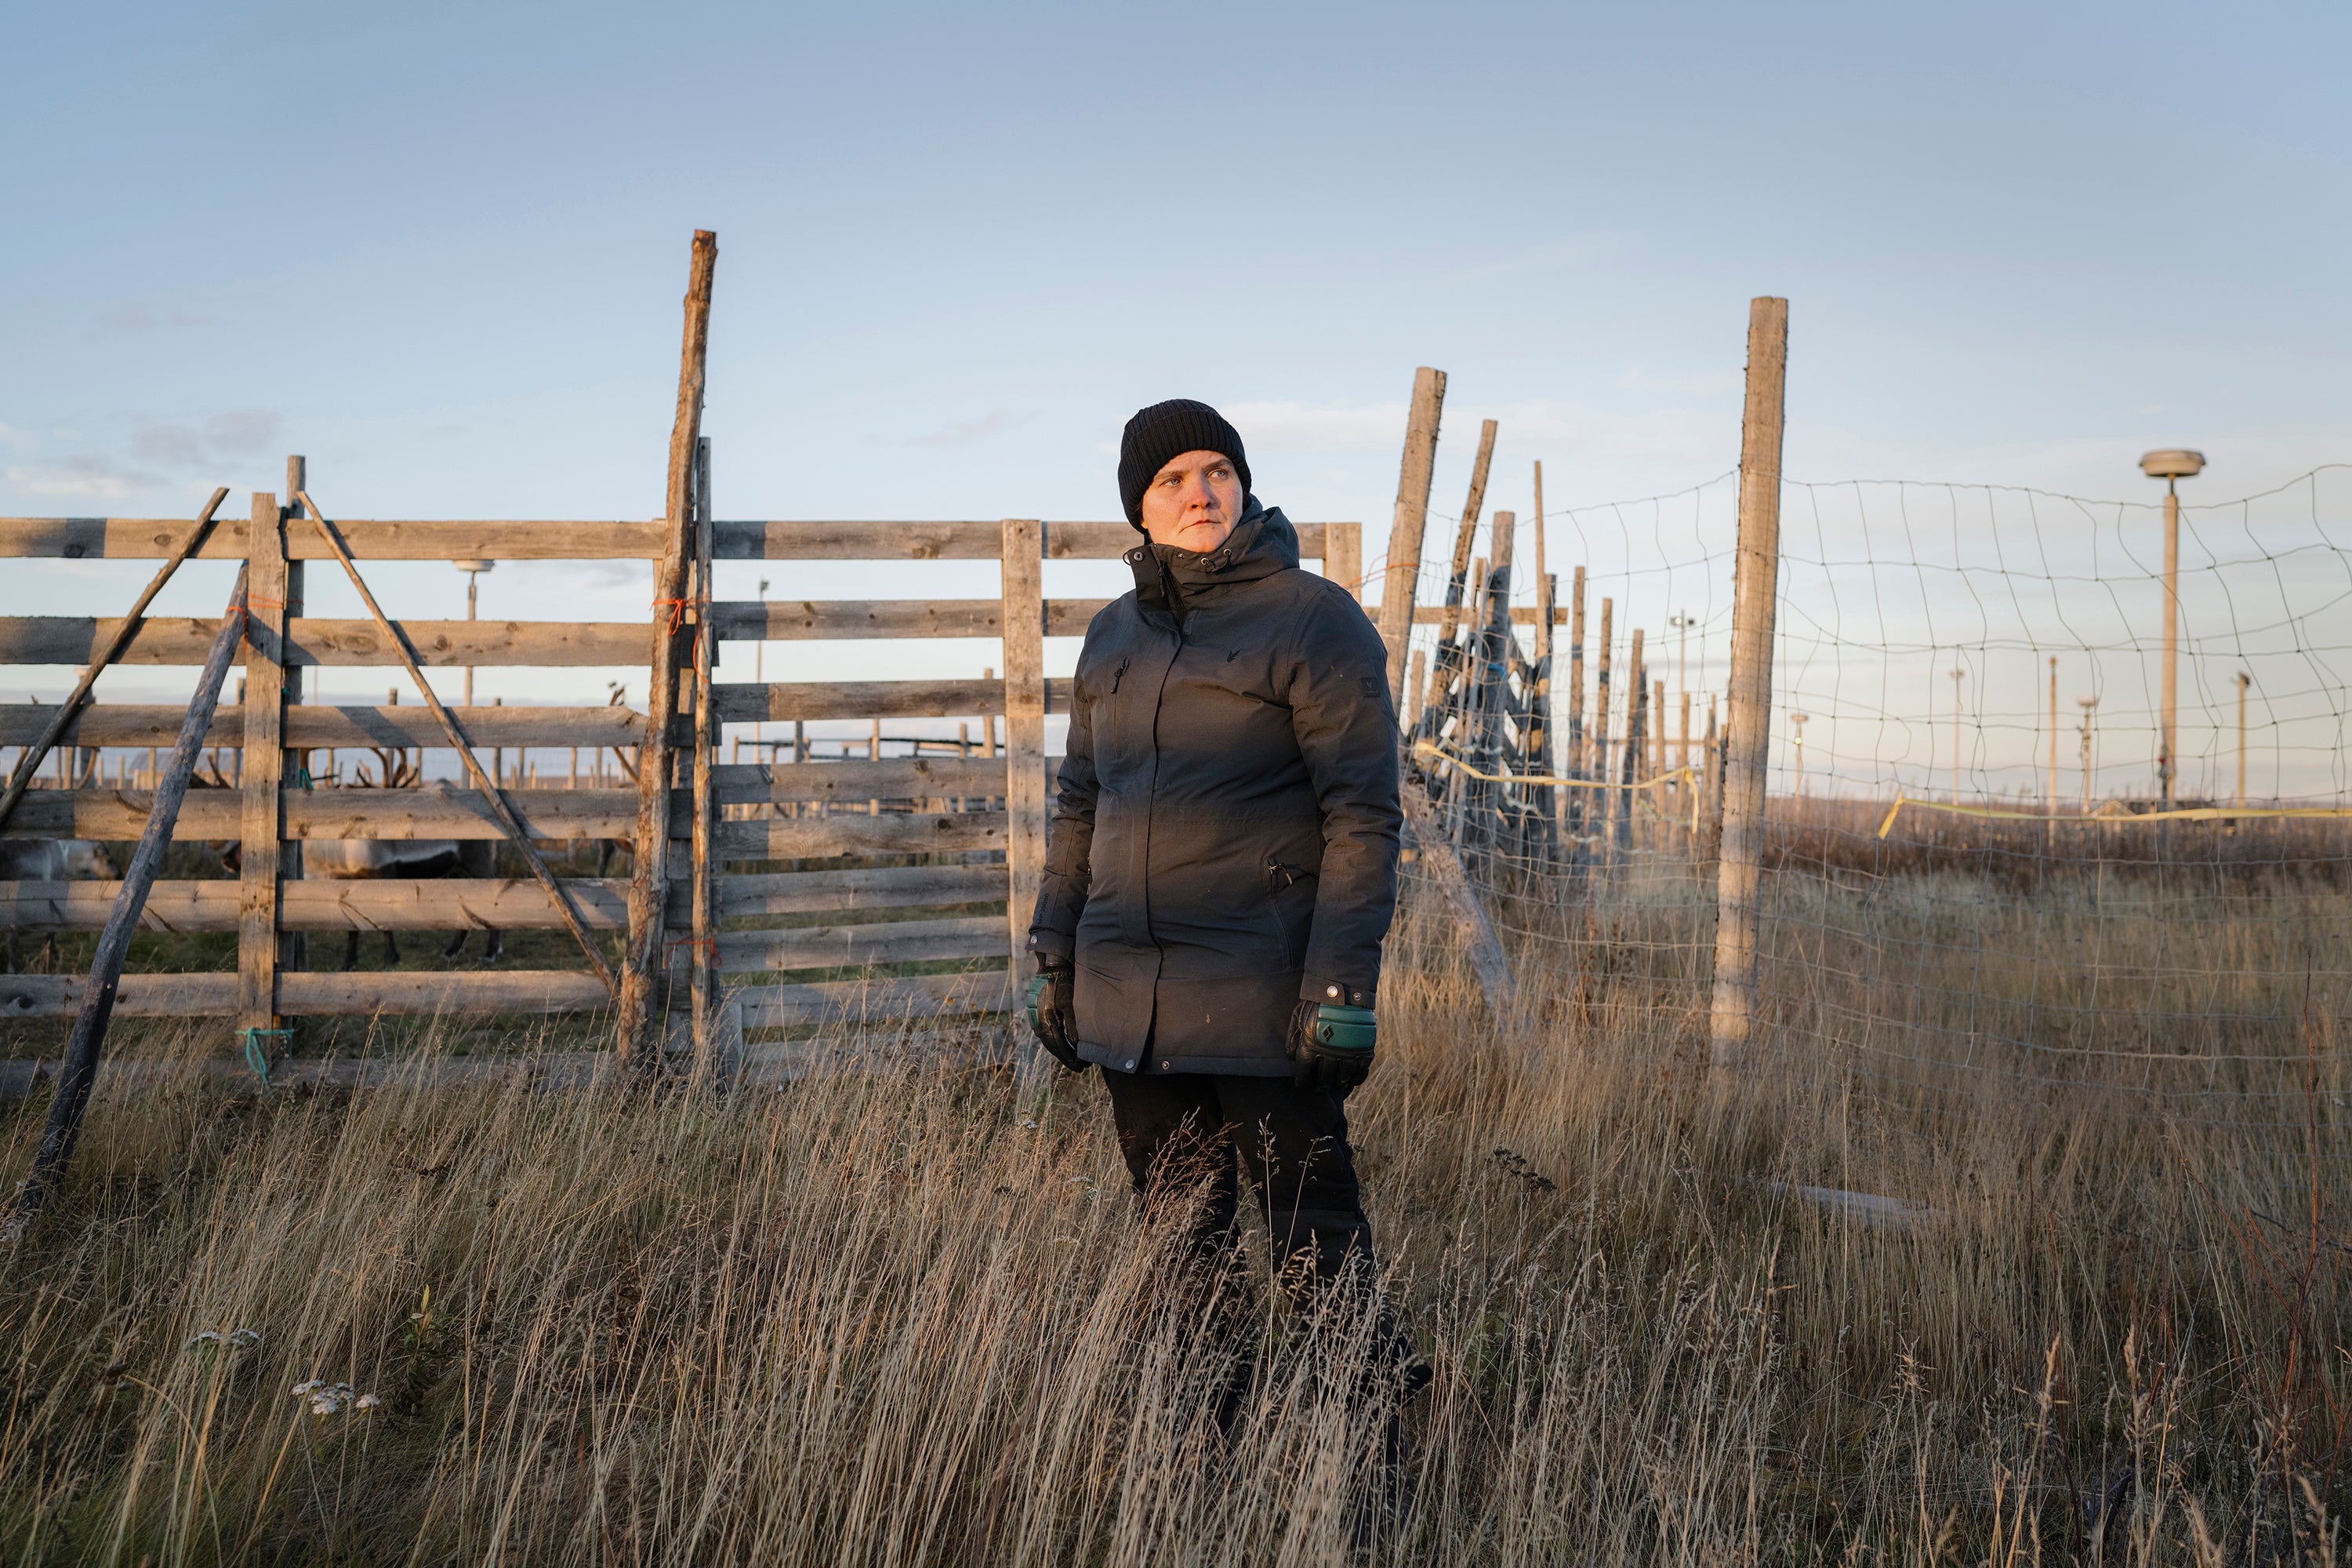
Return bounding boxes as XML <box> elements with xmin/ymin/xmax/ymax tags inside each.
<box><xmin>1025</xmin><ymin>503</ymin><xmax>1402</xmax><ymax>1076</ymax></box>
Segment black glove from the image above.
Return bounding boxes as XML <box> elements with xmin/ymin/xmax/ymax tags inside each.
<box><xmin>1022</xmin><ymin>957</ymin><xmax>1087</xmax><ymax>1073</ymax></box>
<box><xmin>1287</xmin><ymin>998</ymin><xmax>1377</xmax><ymax>1093</ymax></box>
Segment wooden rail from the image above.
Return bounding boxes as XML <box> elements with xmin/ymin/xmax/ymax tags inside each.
<box><xmin>0</xmin><ymin>616</ymin><xmax>650</xmax><ymax>667</ymax></box>
<box><xmin>0</xmin><ymin>704</ymin><xmax>642</xmax><ymax>748</ymax></box>
<box><xmin>0</xmin><ymin>877</ymin><xmax>631</xmax><ymax>931</ymax></box>
<box><xmin>1</xmin><ymin>970</ymin><xmax>612</xmax><ymax>1018</ymax></box>
<box><xmin>0</xmin><ymin>517</ymin><xmax>1350</xmax><ymax>564</ymax></box>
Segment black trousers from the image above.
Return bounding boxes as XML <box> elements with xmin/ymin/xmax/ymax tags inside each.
<box><xmin>1100</xmin><ymin>1069</ymin><xmax>1374</xmax><ymax>1283</ymax></box>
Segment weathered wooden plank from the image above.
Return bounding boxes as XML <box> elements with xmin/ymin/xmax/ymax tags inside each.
<box><xmin>1</xmin><ymin>787</ymin><xmax>635</xmax><ymax>841</ymax></box>
<box><xmin>708</xmin><ymin>521</ymin><xmax>1338</xmax><ymax>562</ymax></box>
<box><xmin>238</xmin><ymin>494</ymin><xmax>289</xmax><ymax>1033</ymax></box>
<box><xmin>0</xmin><ymin>704</ymin><xmax>643</xmax><ymax>749</ymax></box>
<box><xmin>691</xmin><ymin>864</ymin><xmax>1005</xmax><ymax>919</ymax></box>
<box><xmin>0</xmin><ymin>616</ymin><xmax>649</xmax><ymax>667</ymax></box>
<box><xmin>719</xmin><ymin>914</ymin><xmax>1007</xmax><ymax>971</ymax></box>
<box><xmin>2</xmin><ymin>517</ymin><xmax>1349</xmax><ymax>566</ymax></box>
<box><xmin>704</xmin><ymin>597</ymin><xmax>1118</xmax><ymax>641</ymax></box>
<box><xmin>1001</xmin><ymin>519</ymin><xmax>1047</xmax><ymax>971</ymax></box>
<box><xmin>713</xmin><ymin>599</ymin><xmax>1003</xmax><ymax>639</ymax></box>
<box><xmin>0</xmin><ymin>968</ymin><xmax>609</xmax><ymax>1018</ymax></box>
<box><xmin>0</xmin><ymin>971</ymin><xmax>235</xmax><ymax>1018</ymax></box>
<box><xmin>735</xmin><ymin>969</ymin><xmax>1013</xmax><ymax>1028</ymax></box>
<box><xmin>695</xmin><ymin>757</ymin><xmax>1005</xmax><ymax>804</ymax></box>
<box><xmin>711</xmin><ymin>810</ymin><xmax>1006</xmax><ymax>861</ymax></box>
<box><xmin>0</xmin><ymin>517</ymin><xmax>668</xmax><ymax>561</ymax></box>
<box><xmin>1410</xmin><ymin>605</ymin><xmax>1562</xmax><ymax>626</ymax></box>
<box><xmin>1</xmin><ymin>877</ymin><xmax>630</xmax><ymax>931</ymax></box>
<box><xmin>709</xmin><ymin>680</ymin><xmax>1070</xmax><ymax>724</ymax></box>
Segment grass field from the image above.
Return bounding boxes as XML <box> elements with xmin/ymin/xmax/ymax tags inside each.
<box><xmin>0</xmin><ymin>826</ymin><xmax>2345</xmax><ymax>1563</ymax></box>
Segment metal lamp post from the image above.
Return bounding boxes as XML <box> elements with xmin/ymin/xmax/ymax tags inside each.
<box><xmin>1788</xmin><ymin>712</ymin><xmax>1808</xmax><ymax>798</ymax></box>
<box><xmin>2138</xmin><ymin>449</ymin><xmax>2204</xmax><ymax>807</ymax></box>
<box><xmin>456</xmin><ymin>560</ymin><xmax>495</xmax><ymax>707</ymax></box>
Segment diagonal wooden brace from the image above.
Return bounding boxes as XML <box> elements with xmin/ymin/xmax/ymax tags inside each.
<box><xmin>295</xmin><ymin>490</ymin><xmax>619</xmax><ymax>999</ymax></box>
<box><xmin>0</xmin><ymin>487</ymin><xmax>230</xmax><ymax>834</ymax></box>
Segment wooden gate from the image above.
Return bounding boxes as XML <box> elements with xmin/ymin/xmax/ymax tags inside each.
<box><xmin>0</xmin><ymin>475</ymin><xmax>652</xmax><ymax>1028</ymax></box>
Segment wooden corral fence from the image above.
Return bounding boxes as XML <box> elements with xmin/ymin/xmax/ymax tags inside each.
<box><xmin>0</xmin><ymin>475</ymin><xmax>1366</xmax><ymax>1056</ymax></box>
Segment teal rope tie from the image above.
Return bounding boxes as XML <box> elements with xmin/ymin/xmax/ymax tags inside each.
<box><xmin>239</xmin><ymin>1027</ymin><xmax>291</xmax><ymax>1089</ymax></box>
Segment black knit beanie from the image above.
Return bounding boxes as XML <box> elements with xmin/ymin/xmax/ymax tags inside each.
<box><xmin>1117</xmin><ymin>399</ymin><xmax>1250</xmax><ymax>528</ymax></box>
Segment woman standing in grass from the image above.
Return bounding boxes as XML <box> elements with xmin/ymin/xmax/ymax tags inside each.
<box><xmin>1022</xmin><ymin>400</ymin><xmax>1419</xmax><ymax>1392</ymax></box>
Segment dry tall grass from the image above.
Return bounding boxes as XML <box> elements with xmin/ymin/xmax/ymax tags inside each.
<box><xmin>2</xmin><ymin>856</ymin><xmax>2346</xmax><ymax>1563</ymax></box>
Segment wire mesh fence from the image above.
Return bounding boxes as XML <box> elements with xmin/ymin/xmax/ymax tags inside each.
<box><xmin>1392</xmin><ymin>464</ymin><xmax>2352</xmax><ymax>1148</ymax></box>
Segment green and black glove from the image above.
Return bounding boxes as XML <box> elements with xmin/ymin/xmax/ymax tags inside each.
<box><xmin>1288</xmin><ymin>997</ymin><xmax>1377</xmax><ymax>1093</ymax></box>
<box><xmin>1022</xmin><ymin>956</ymin><xmax>1087</xmax><ymax>1073</ymax></box>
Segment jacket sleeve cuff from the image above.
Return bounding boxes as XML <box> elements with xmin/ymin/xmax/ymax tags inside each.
<box><xmin>1026</xmin><ymin>930</ymin><xmax>1076</xmax><ymax>964</ymax></box>
<box><xmin>1300</xmin><ymin>975</ymin><xmax>1376</xmax><ymax>1009</ymax></box>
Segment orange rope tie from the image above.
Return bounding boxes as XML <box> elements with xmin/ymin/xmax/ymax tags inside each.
<box><xmin>652</xmin><ymin>596</ymin><xmax>710</xmax><ymax>636</ymax></box>
<box><xmin>664</xmin><ymin>933</ymin><xmax>717</xmax><ymax>961</ymax></box>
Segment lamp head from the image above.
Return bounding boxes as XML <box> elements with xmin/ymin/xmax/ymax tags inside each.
<box><xmin>2139</xmin><ymin>449</ymin><xmax>2205</xmax><ymax>480</ymax></box>
<box><xmin>455</xmin><ymin>559</ymin><xmax>495</xmax><ymax>575</ymax></box>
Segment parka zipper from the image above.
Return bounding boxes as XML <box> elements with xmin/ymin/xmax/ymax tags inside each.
<box><xmin>1109</xmin><ymin>655</ymin><xmax>1129</xmax><ymax>693</ymax></box>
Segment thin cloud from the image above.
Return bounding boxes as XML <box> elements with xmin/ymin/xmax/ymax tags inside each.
<box><xmin>205</xmin><ymin>408</ymin><xmax>282</xmax><ymax>452</ymax></box>
<box><xmin>1225</xmin><ymin>401</ymin><xmax>1406</xmax><ymax>449</ymax></box>
<box><xmin>903</xmin><ymin>408</ymin><xmax>1033</xmax><ymax>448</ymax></box>
<box><xmin>1447</xmin><ymin>230</ymin><xmax>1642</xmax><ymax>283</ymax></box>
<box><xmin>100</xmin><ymin>303</ymin><xmax>210</xmax><ymax>332</ymax></box>
<box><xmin>5</xmin><ymin>455</ymin><xmax>161</xmax><ymax>499</ymax></box>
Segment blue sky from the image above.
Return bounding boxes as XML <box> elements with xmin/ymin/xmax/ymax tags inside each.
<box><xmin>5</xmin><ymin>1</ymin><xmax>2347</xmax><ymax>793</ymax></box>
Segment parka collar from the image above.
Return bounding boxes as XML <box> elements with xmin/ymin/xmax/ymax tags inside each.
<box><xmin>1123</xmin><ymin>498</ymin><xmax>1299</xmax><ymax>606</ymax></box>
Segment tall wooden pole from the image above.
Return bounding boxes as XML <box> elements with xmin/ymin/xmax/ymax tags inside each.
<box><xmin>1002</xmin><ymin>517</ymin><xmax>1048</xmax><ymax>996</ymax></box>
<box><xmin>237</xmin><ymin>492</ymin><xmax>290</xmax><ymax>1038</ymax></box>
<box><xmin>1593</xmin><ymin>597</ymin><xmax>1613</xmax><ymax>841</ymax></box>
<box><xmin>619</xmin><ymin>229</ymin><xmax>717</xmax><ymax>1068</ymax></box>
<box><xmin>1708</xmin><ymin>296</ymin><xmax>1788</xmax><ymax>1074</ymax></box>
<box><xmin>689</xmin><ymin>437</ymin><xmax>717</xmax><ymax>1065</ymax></box>
<box><xmin>1566</xmin><ymin>567</ymin><xmax>1587</xmax><ymax>854</ymax></box>
<box><xmin>1378</xmin><ymin>367</ymin><xmax>1446</xmax><ymax>706</ymax></box>
<box><xmin>2235</xmin><ymin>671</ymin><xmax>2250</xmax><ymax>808</ymax></box>
<box><xmin>2047</xmin><ymin>656</ymin><xmax>2059</xmax><ymax>841</ymax></box>
<box><xmin>1432</xmin><ymin>421</ymin><xmax>1500</xmax><ymax>690</ymax></box>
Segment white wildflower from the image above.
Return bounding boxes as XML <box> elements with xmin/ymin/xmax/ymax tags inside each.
<box><xmin>354</xmin><ymin>1393</ymin><xmax>381</xmax><ymax>1411</ymax></box>
<box><xmin>228</xmin><ymin>1328</ymin><xmax>262</xmax><ymax>1350</ymax></box>
<box><xmin>184</xmin><ymin>1331</ymin><xmax>222</xmax><ymax>1350</ymax></box>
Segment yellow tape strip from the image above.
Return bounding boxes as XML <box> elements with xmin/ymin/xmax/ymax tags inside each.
<box><xmin>1875</xmin><ymin>794</ymin><xmax>2352</xmax><ymax>839</ymax></box>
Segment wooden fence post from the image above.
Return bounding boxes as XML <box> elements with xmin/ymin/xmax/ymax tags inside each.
<box><xmin>1327</xmin><ymin>521</ymin><xmax>1363</xmax><ymax>603</ymax></box>
<box><xmin>619</xmin><ymin>228</ymin><xmax>717</xmax><ymax>1069</ymax></box>
<box><xmin>1708</xmin><ymin>296</ymin><xmax>1789</xmax><ymax>1074</ymax></box>
<box><xmin>1001</xmin><ymin>520</ymin><xmax>1047</xmax><ymax>987</ymax></box>
<box><xmin>690</xmin><ymin>436</ymin><xmax>717</xmax><ymax>1066</ymax></box>
<box><xmin>1378</xmin><ymin>368</ymin><xmax>1446</xmax><ymax>705</ymax></box>
<box><xmin>1424</xmin><ymin>421</ymin><xmax>1499</xmax><ymax>729</ymax></box>
<box><xmin>237</xmin><ymin>491</ymin><xmax>289</xmax><ymax>1038</ymax></box>
<box><xmin>282</xmin><ymin>457</ymin><xmax>308</xmax><ymax>978</ymax></box>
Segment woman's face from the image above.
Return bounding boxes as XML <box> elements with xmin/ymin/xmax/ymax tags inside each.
<box><xmin>1138</xmin><ymin>450</ymin><xmax>1243</xmax><ymax>553</ymax></box>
